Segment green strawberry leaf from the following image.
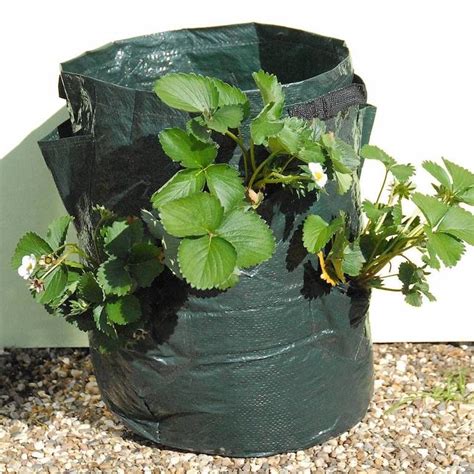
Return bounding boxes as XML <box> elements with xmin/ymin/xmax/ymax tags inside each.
<box><xmin>412</xmin><ymin>193</ymin><xmax>449</xmax><ymax>227</ymax></box>
<box><xmin>390</xmin><ymin>164</ymin><xmax>415</xmax><ymax>183</ymax></box>
<box><xmin>140</xmin><ymin>209</ymin><xmax>163</xmax><ymax>240</ymax></box>
<box><xmin>178</xmin><ymin>235</ymin><xmax>237</xmax><ymax>290</ymax></box>
<box><xmin>334</xmin><ymin>170</ymin><xmax>353</xmax><ymax>195</ymax></box>
<box><xmin>459</xmin><ymin>187</ymin><xmax>474</xmax><ymax>206</ymax></box>
<box><xmin>443</xmin><ymin>158</ymin><xmax>474</xmax><ymax>194</ymax></box>
<box><xmin>39</xmin><ymin>266</ymin><xmax>68</xmax><ymax>305</ymax></box>
<box><xmin>268</xmin><ymin>117</ymin><xmax>306</xmax><ymax>155</ymax></box>
<box><xmin>211</xmin><ymin>78</ymin><xmax>249</xmax><ymax>109</ymax></box>
<box><xmin>426</xmin><ymin>228</ymin><xmax>465</xmax><ymax>267</ymax></box>
<box><xmin>45</xmin><ymin>216</ymin><xmax>73</xmax><ymax>249</ymax></box>
<box><xmin>102</xmin><ymin>221</ymin><xmax>130</xmax><ymax>258</ymax></box>
<box><xmin>205</xmin><ymin>104</ymin><xmax>244</xmax><ymax>133</ymax></box>
<box><xmin>437</xmin><ymin>205</ymin><xmax>474</xmax><ymax>245</ymax></box>
<box><xmin>106</xmin><ymin>295</ymin><xmax>141</xmax><ymax>326</ymax></box>
<box><xmin>323</xmin><ymin>134</ymin><xmax>360</xmax><ymax>172</ymax></box>
<box><xmin>362</xmin><ymin>201</ymin><xmax>389</xmax><ymax>221</ymax></box>
<box><xmin>78</xmin><ymin>272</ymin><xmax>104</xmax><ymax>303</ymax></box>
<box><xmin>302</xmin><ymin>214</ymin><xmax>344</xmax><ymax>254</ymax></box>
<box><xmin>128</xmin><ymin>243</ymin><xmax>164</xmax><ymax>287</ymax></box>
<box><xmin>93</xmin><ymin>305</ymin><xmax>117</xmax><ymax>338</ymax></box>
<box><xmin>159</xmin><ymin>192</ymin><xmax>224</xmax><ymax>238</ymax></box>
<box><xmin>342</xmin><ymin>242</ymin><xmax>365</xmax><ymax>276</ymax></box>
<box><xmin>151</xmin><ymin>169</ymin><xmax>206</xmax><ymax>209</ymax></box>
<box><xmin>360</xmin><ymin>145</ymin><xmax>396</xmax><ymax>167</ymax></box>
<box><xmin>154</xmin><ymin>73</ymin><xmax>218</xmax><ymax>113</ymax></box>
<box><xmin>250</xmin><ymin>103</ymin><xmax>284</xmax><ymax>145</ymax></box>
<box><xmin>252</xmin><ymin>70</ymin><xmax>284</xmax><ymax>112</ymax></box>
<box><xmin>97</xmin><ymin>258</ymin><xmax>133</xmax><ymax>296</ymax></box>
<box><xmin>205</xmin><ymin>164</ymin><xmax>245</xmax><ymax>212</ymax></box>
<box><xmin>422</xmin><ymin>161</ymin><xmax>451</xmax><ymax>189</ymax></box>
<box><xmin>216</xmin><ymin>208</ymin><xmax>276</xmax><ymax>268</ymax></box>
<box><xmin>159</xmin><ymin>128</ymin><xmax>217</xmax><ymax>168</ymax></box>
<box><xmin>12</xmin><ymin>232</ymin><xmax>53</xmax><ymax>269</ymax></box>
<box><xmin>186</xmin><ymin>117</ymin><xmax>213</xmax><ymax>143</ymax></box>
<box><xmin>405</xmin><ymin>290</ymin><xmax>423</xmax><ymax>307</ymax></box>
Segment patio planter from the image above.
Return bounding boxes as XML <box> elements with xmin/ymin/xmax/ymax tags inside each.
<box><xmin>38</xmin><ymin>23</ymin><xmax>377</xmax><ymax>457</ymax></box>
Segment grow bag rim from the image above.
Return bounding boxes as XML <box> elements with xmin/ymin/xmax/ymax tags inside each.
<box><xmin>59</xmin><ymin>22</ymin><xmax>353</xmax><ymax>97</ymax></box>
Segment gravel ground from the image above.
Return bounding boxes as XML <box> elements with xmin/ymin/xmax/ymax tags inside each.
<box><xmin>0</xmin><ymin>343</ymin><xmax>473</xmax><ymax>473</ymax></box>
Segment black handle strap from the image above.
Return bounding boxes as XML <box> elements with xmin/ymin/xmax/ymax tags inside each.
<box><xmin>288</xmin><ymin>74</ymin><xmax>367</xmax><ymax>120</ymax></box>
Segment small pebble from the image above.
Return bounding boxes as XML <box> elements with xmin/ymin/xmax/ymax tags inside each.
<box><xmin>0</xmin><ymin>343</ymin><xmax>472</xmax><ymax>471</ymax></box>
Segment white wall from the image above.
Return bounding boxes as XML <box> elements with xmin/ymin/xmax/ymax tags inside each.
<box><xmin>1</xmin><ymin>0</ymin><xmax>473</xmax><ymax>344</ymax></box>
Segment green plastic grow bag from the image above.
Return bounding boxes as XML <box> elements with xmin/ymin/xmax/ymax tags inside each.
<box><xmin>39</xmin><ymin>23</ymin><xmax>377</xmax><ymax>457</ymax></box>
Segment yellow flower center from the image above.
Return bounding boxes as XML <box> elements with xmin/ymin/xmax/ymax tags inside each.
<box><xmin>313</xmin><ymin>171</ymin><xmax>324</xmax><ymax>181</ymax></box>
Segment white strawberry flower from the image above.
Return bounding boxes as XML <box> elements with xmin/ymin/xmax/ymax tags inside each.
<box><xmin>308</xmin><ymin>162</ymin><xmax>328</xmax><ymax>188</ymax></box>
<box><xmin>18</xmin><ymin>254</ymin><xmax>37</xmax><ymax>280</ymax></box>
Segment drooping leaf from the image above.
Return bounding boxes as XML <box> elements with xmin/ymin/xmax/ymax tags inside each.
<box><xmin>154</xmin><ymin>73</ymin><xmax>218</xmax><ymax>113</ymax></box>
<box><xmin>96</xmin><ymin>258</ymin><xmax>133</xmax><ymax>296</ymax></box>
<box><xmin>205</xmin><ymin>164</ymin><xmax>245</xmax><ymax>212</ymax></box>
<box><xmin>78</xmin><ymin>272</ymin><xmax>104</xmax><ymax>303</ymax></box>
<box><xmin>412</xmin><ymin>193</ymin><xmax>449</xmax><ymax>227</ymax></box>
<box><xmin>216</xmin><ymin>208</ymin><xmax>276</xmax><ymax>268</ymax></box>
<box><xmin>93</xmin><ymin>305</ymin><xmax>117</xmax><ymax>338</ymax></box>
<box><xmin>437</xmin><ymin>205</ymin><xmax>474</xmax><ymax>245</ymax></box>
<box><xmin>390</xmin><ymin>164</ymin><xmax>415</xmax><ymax>183</ymax></box>
<box><xmin>103</xmin><ymin>220</ymin><xmax>136</xmax><ymax>259</ymax></box>
<box><xmin>151</xmin><ymin>169</ymin><xmax>206</xmax><ymax>209</ymax></box>
<box><xmin>310</xmin><ymin>118</ymin><xmax>327</xmax><ymax>141</ymax></box>
<box><xmin>459</xmin><ymin>187</ymin><xmax>474</xmax><ymax>206</ymax></box>
<box><xmin>160</xmin><ymin>228</ymin><xmax>182</xmax><ymax>279</ymax></box>
<box><xmin>334</xmin><ymin>171</ymin><xmax>353</xmax><ymax>195</ymax></box>
<box><xmin>405</xmin><ymin>290</ymin><xmax>423</xmax><ymax>307</ymax></box>
<box><xmin>252</xmin><ymin>70</ymin><xmax>284</xmax><ymax>111</ymax></box>
<box><xmin>302</xmin><ymin>214</ymin><xmax>344</xmax><ymax>254</ymax></box>
<box><xmin>297</xmin><ymin>140</ymin><xmax>326</xmax><ymax>164</ymax></box>
<box><xmin>360</xmin><ymin>145</ymin><xmax>396</xmax><ymax>167</ymax></box>
<box><xmin>140</xmin><ymin>209</ymin><xmax>163</xmax><ymax>240</ymax></box>
<box><xmin>324</xmin><ymin>134</ymin><xmax>360</xmax><ymax>172</ymax></box>
<box><xmin>426</xmin><ymin>228</ymin><xmax>465</xmax><ymax>267</ymax></box>
<box><xmin>45</xmin><ymin>216</ymin><xmax>73</xmax><ymax>249</ymax></box>
<box><xmin>178</xmin><ymin>235</ymin><xmax>237</xmax><ymax>289</ymax></box>
<box><xmin>398</xmin><ymin>261</ymin><xmax>417</xmax><ymax>286</ymax></box>
<box><xmin>158</xmin><ymin>128</ymin><xmax>217</xmax><ymax>168</ymax></box>
<box><xmin>443</xmin><ymin>158</ymin><xmax>474</xmax><ymax>194</ymax></box>
<box><xmin>186</xmin><ymin>117</ymin><xmax>213</xmax><ymax>143</ymax></box>
<box><xmin>211</xmin><ymin>78</ymin><xmax>249</xmax><ymax>113</ymax></box>
<box><xmin>250</xmin><ymin>104</ymin><xmax>284</xmax><ymax>145</ymax></box>
<box><xmin>106</xmin><ymin>295</ymin><xmax>142</xmax><ymax>325</ymax></box>
<box><xmin>140</xmin><ymin>211</ymin><xmax>182</xmax><ymax>278</ymax></box>
<box><xmin>342</xmin><ymin>242</ymin><xmax>365</xmax><ymax>276</ymax></box>
<box><xmin>268</xmin><ymin>117</ymin><xmax>306</xmax><ymax>155</ymax></box>
<box><xmin>205</xmin><ymin>104</ymin><xmax>245</xmax><ymax>133</ymax></box>
<box><xmin>422</xmin><ymin>161</ymin><xmax>451</xmax><ymax>189</ymax></box>
<box><xmin>12</xmin><ymin>232</ymin><xmax>53</xmax><ymax>269</ymax></box>
<box><xmin>39</xmin><ymin>266</ymin><xmax>68</xmax><ymax>305</ymax></box>
<box><xmin>159</xmin><ymin>192</ymin><xmax>224</xmax><ymax>237</ymax></box>
<box><xmin>216</xmin><ymin>269</ymin><xmax>240</xmax><ymax>290</ymax></box>
<box><xmin>362</xmin><ymin>201</ymin><xmax>389</xmax><ymax>221</ymax></box>
<box><xmin>128</xmin><ymin>243</ymin><xmax>163</xmax><ymax>287</ymax></box>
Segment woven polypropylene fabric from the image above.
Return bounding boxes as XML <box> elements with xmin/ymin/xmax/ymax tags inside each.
<box><xmin>39</xmin><ymin>24</ymin><xmax>377</xmax><ymax>457</ymax></box>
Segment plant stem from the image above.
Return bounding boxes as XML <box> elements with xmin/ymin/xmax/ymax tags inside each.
<box><xmin>226</xmin><ymin>129</ymin><xmax>249</xmax><ymax>161</ymax></box>
<box><xmin>280</xmin><ymin>155</ymin><xmax>296</xmax><ymax>173</ymax></box>
<box><xmin>249</xmin><ymin>138</ymin><xmax>257</xmax><ymax>172</ymax></box>
<box><xmin>370</xmin><ymin>285</ymin><xmax>403</xmax><ymax>292</ymax></box>
<box><xmin>248</xmin><ymin>151</ymin><xmax>280</xmax><ymax>189</ymax></box>
<box><xmin>375</xmin><ymin>169</ymin><xmax>389</xmax><ymax>204</ymax></box>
